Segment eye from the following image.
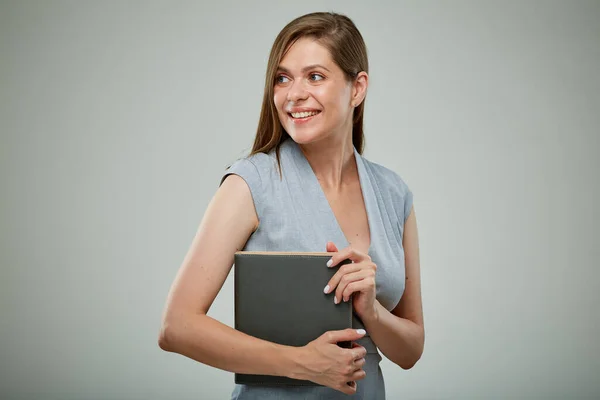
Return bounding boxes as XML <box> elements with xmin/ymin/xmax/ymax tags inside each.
<box><xmin>309</xmin><ymin>73</ymin><xmax>324</xmax><ymax>82</ymax></box>
<box><xmin>275</xmin><ymin>75</ymin><xmax>290</xmax><ymax>84</ymax></box>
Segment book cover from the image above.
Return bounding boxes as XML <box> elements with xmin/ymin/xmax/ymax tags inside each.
<box><xmin>234</xmin><ymin>251</ymin><xmax>353</xmax><ymax>386</ymax></box>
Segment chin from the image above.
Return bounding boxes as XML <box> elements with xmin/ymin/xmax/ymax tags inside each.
<box><xmin>287</xmin><ymin>130</ymin><xmax>327</xmax><ymax>145</ymax></box>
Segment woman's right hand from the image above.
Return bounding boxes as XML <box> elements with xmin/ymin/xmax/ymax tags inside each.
<box><xmin>294</xmin><ymin>328</ymin><xmax>368</xmax><ymax>395</ymax></box>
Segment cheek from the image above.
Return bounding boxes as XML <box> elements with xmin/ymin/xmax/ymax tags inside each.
<box><xmin>319</xmin><ymin>83</ymin><xmax>348</xmax><ymax>105</ymax></box>
<box><xmin>316</xmin><ymin>88</ymin><xmax>350</xmax><ymax>119</ymax></box>
<box><xmin>273</xmin><ymin>91</ymin><xmax>287</xmax><ymax>115</ymax></box>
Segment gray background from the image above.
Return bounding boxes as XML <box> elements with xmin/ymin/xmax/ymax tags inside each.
<box><xmin>1</xmin><ymin>0</ymin><xmax>599</xmax><ymax>399</ymax></box>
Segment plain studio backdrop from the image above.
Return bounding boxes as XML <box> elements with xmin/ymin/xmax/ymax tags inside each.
<box><xmin>1</xmin><ymin>1</ymin><xmax>599</xmax><ymax>399</ymax></box>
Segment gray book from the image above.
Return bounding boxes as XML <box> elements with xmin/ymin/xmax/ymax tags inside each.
<box><xmin>234</xmin><ymin>251</ymin><xmax>353</xmax><ymax>386</ymax></box>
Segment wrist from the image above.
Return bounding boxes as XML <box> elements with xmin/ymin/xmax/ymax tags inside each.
<box><xmin>282</xmin><ymin>345</ymin><xmax>307</xmax><ymax>381</ymax></box>
<box><xmin>361</xmin><ymin>301</ymin><xmax>381</xmax><ymax>325</ymax></box>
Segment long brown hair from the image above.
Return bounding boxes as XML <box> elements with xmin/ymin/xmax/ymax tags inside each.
<box><xmin>249</xmin><ymin>12</ymin><xmax>369</xmax><ymax>172</ymax></box>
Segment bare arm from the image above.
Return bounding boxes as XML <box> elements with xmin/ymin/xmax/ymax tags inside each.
<box><xmin>157</xmin><ymin>174</ymin><xmax>301</xmax><ymax>377</ymax></box>
<box><xmin>361</xmin><ymin>205</ymin><xmax>425</xmax><ymax>369</ymax></box>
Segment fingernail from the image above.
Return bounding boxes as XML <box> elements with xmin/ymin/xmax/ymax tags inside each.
<box><xmin>356</xmin><ymin>329</ymin><xmax>366</xmax><ymax>335</ymax></box>
<box><xmin>326</xmin><ymin>259</ymin><xmax>333</xmax><ymax>267</ymax></box>
<box><xmin>324</xmin><ymin>285</ymin><xmax>330</xmax><ymax>294</ymax></box>
<box><xmin>334</xmin><ymin>296</ymin><xmax>338</xmax><ymax>304</ymax></box>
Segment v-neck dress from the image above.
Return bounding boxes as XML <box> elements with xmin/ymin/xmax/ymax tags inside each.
<box><xmin>220</xmin><ymin>137</ymin><xmax>413</xmax><ymax>400</ymax></box>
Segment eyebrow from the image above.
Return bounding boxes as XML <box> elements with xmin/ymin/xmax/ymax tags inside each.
<box><xmin>276</xmin><ymin>64</ymin><xmax>331</xmax><ymax>74</ymax></box>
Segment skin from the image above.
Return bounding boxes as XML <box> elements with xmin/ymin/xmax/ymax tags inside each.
<box><xmin>157</xmin><ymin>36</ymin><xmax>424</xmax><ymax>395</ymax></box>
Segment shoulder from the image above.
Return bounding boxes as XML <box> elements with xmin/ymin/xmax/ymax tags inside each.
<box><xmin>360</xmin><ymin>155</ymin><xmax>414</xmax><ymax>224</ymax></box>
<box><xmin>245</xmin><ymin>150</ymin><xmax>279</xmax><ymax>178</ymax></box>
<box><xmin>221</xmin><ymin>149</ymin><xmax>278</xmax><ymax>186</ymax></box>
<box><xmin>219</xmin><ymin>148</ymin><xmax>281</xmax><ymax>218</ymax></box>
<box><xmin>361</xmin><ymin>156</ymin><xmax>412</xmax><ymax>197</ymax></box>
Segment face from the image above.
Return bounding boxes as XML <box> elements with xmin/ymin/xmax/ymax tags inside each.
<box><xmin>273</xmin><ymin>37</ymin><xmax>363</xmax><ymax>145</ymax></box>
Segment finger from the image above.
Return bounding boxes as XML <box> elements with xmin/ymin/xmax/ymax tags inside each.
<box><xmin>327</xmin><ymin>246</ymin><xmax>370</xmax><ymax>268</ymax></box>
<box><xmin>340</xmin><ymin>381</ymin><xmax>357</xmax><ymax>395</ymax></box>
<box><xmin>350</xmin><ymin>343</ymin><xmax>367</xmax><ymax>356</ymax></box>
<box><xmin>350</xmin><ymin>343</ymin><xmax>367</xmax><ymax>357</ymax></box>
<box><xmin>346</xmin><ymin>345</ymin><xmax>367</xmax><ymax>366</ymax></box>
<box><xmin>351</xmin><ymin>345</ymin><xmax>367</xmax><ymax>360</ymax></box>
<box><xmin>335</xmin><ymin>270</ymin><xmax>372</xmax><ymax>304</ymax></box>
<box><xmin>341</xmin><ymin>274</ymin><xmax>376</xmax><ymax>302</ymax></box>
<box><xmin>324</xmin><ymin>263</ymin><xmax>364</xmax><ymax>296</ymax></box>
<box><xmin>353</xmin><ymin>357</ymin><xmax>366</xmax><ymax>370</ymax></box>
<box><xmin>351</xmin><ymin>369</ymin><xmax>367</xmax><ymax>381</ymax></box>
<box><xmin>326</xmin><ymin>241</ymin><xmax>338</xmax><ymax>252</ymax></box>
<box><xmin>323</xmin><ymin>328</ymin><xmax>367</xmax><ymax>344</ymax></box>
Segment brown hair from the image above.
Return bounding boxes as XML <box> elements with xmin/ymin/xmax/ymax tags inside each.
<box><xmin>249</xmin><ymin>11</ymin><xmax>369</xmax><ymax>171</ymax></box>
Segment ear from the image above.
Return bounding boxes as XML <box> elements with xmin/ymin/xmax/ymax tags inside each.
<box><xmin>350</xmin><ymin>71</ymin><xmax>369</xmax><ymax>108</ymax></box>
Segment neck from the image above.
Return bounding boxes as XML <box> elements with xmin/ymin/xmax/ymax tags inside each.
<box><xmin>297</xmin><ymin>132</ymin><xmax>356</xmax><ymax>192</ymax></box>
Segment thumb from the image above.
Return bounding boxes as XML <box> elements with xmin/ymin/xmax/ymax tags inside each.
<box><xmin>323</xmin><ymin>328</ymin><xmax>366</xmax><ymax>344</ymax></box>
<box><xmin>326</xmin><ymin>241</ymin><xmax>339</xmax><ymax>252</ymax></box>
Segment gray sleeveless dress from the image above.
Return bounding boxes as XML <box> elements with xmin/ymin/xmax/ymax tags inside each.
<box><xmin>220</xmin><ymin>137</ymin><xmax>413</xmax><ymax>399</ymax></box>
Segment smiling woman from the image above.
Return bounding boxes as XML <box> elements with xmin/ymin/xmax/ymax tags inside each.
<box><xmin>272</xmin><ymin>38</ymin><xmax>367</xmax><ymax>145</ymax></box>
<box><xmin>158</xmin><ymin>11</ymin><xmax>424</xmax><ymax>400</ymax></box>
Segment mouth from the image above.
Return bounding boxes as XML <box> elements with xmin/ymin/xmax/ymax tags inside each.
<box><xmin>287</xmin><ymin>110</ymin><xmax>321</xmax><ymax>123</ymax></box>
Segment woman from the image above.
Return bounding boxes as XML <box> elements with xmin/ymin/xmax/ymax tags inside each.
<box><xmin>158</xmin><ymin>11</ymin><xmax>424</xmax><ymax>399</ymax></box>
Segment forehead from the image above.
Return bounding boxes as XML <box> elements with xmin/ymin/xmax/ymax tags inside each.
<box><xmin>278</xmin><ymin>37</ymin><xmax>334</xmax><ymax>70</ymax></box>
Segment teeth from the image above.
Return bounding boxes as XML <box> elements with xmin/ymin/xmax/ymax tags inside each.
<box><xmin>291</xmin><ymin>111</ymin><xmax>319</xmax><ymax>118</ymax></box>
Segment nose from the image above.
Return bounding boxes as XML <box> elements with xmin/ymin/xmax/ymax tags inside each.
<box><xmin>286</xmin><ymin>78</ymin><xmax>308</xmax><ymax>103</ymax></box>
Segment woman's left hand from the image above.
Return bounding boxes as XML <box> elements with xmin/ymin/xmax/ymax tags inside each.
<box><xmin>324</xmin><ymin>242</ymin><xmax>378</xmax><ymax>322</ymax></box>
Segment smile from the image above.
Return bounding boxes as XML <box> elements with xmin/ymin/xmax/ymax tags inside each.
<box><xmin>288</xmin><ymin>110</ymin><xmax>321</xmax><ymax>124</ymax></box>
